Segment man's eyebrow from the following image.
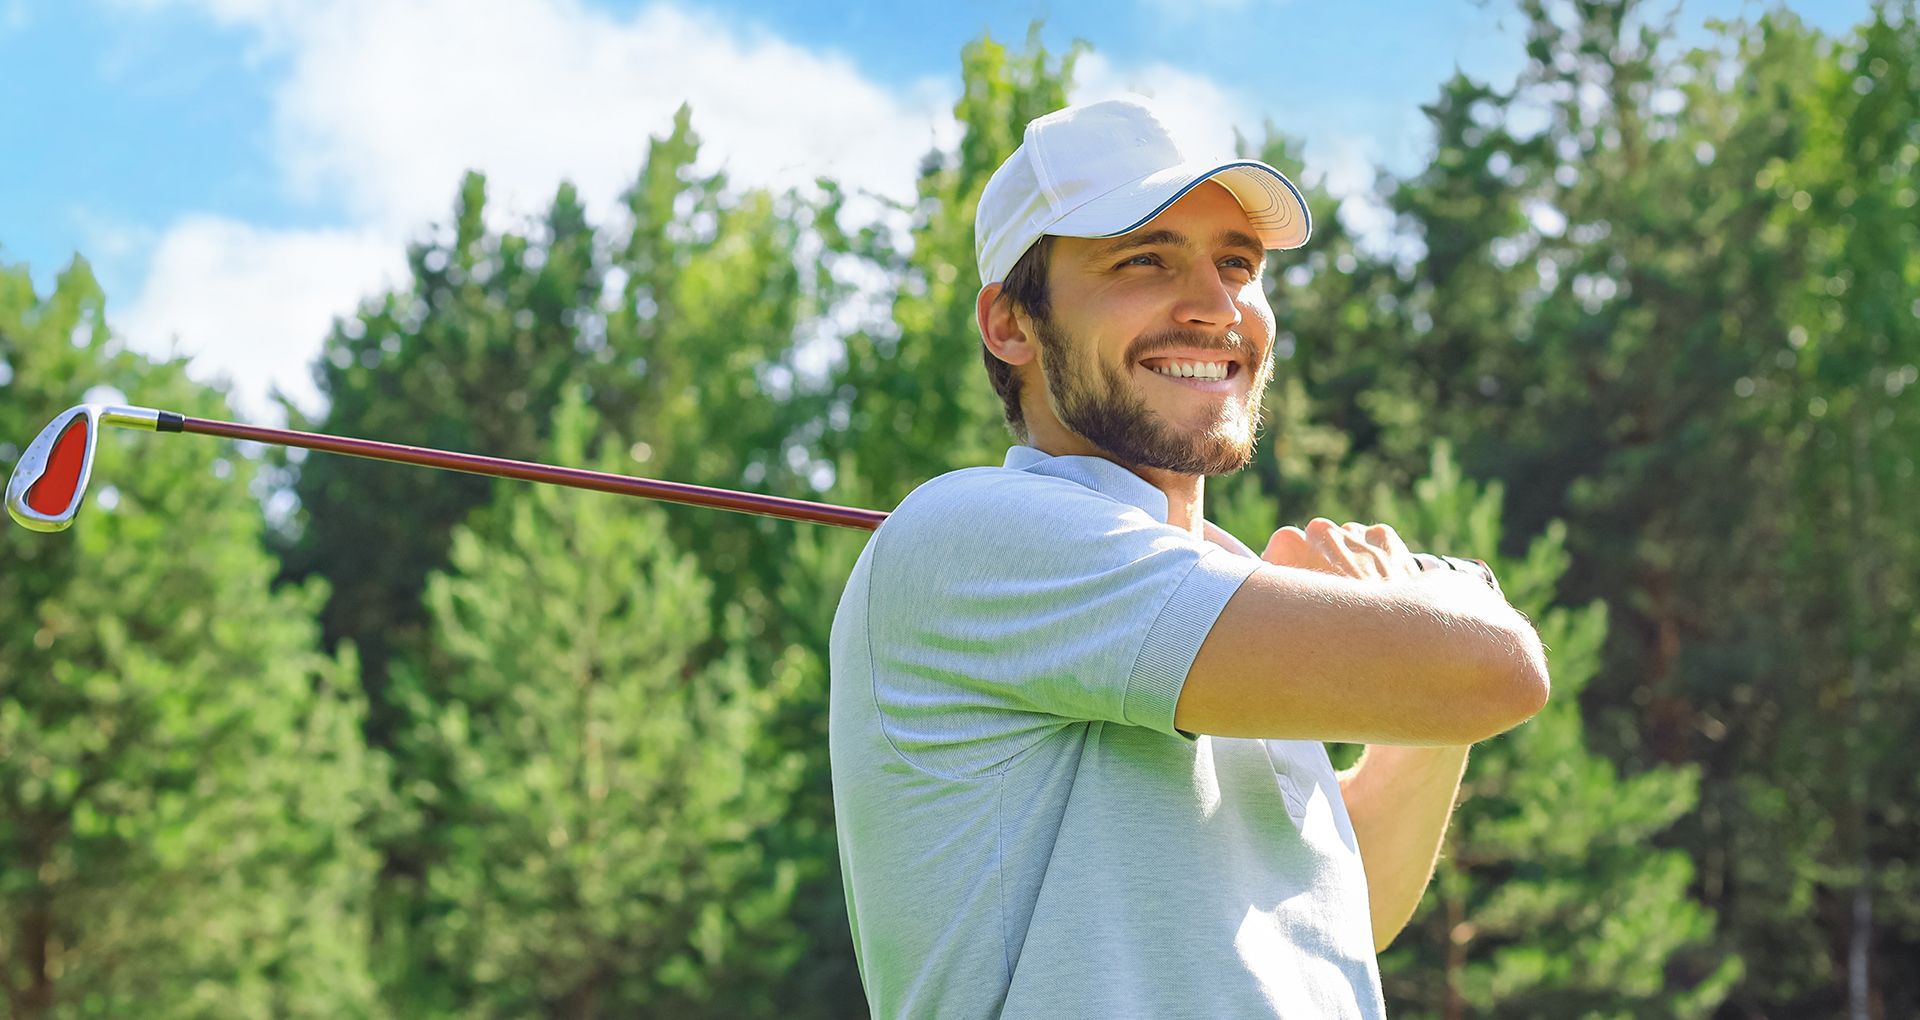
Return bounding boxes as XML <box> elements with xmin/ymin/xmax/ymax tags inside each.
<box><xmin>1088</xmin><ymin>229</ymin><xmax>1185</xmax><ymax>261</ymax></box>
<box><xmin>1087</xmin><ymin>228</ymin><xmax>1266</xmax><ymax>262</ymax></box>
<box><xmin>1217</xmin><ymin>229</ymin><xmax>1264</xmax><ymax>259</ymax></box>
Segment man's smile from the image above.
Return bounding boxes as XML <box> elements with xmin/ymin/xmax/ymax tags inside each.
<box><xmin>1136</xmin><ymin>354</ymin><xmax>1246</xmax><ymax>395</ymax></box>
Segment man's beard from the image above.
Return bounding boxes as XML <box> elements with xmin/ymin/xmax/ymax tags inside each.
<box><xmin>1034</xmin><ymin>316</ymin><xmax>1270</xmax><ymax>477</ymax></box>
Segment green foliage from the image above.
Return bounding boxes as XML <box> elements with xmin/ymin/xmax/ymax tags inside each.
<box><xmin>1260</xmin><ymin>4</ymin><xmax>1920</xmax><ymax>1013</ymax></box>
<box><xmin>383</xmin><ymin>395</ymin><xmax>808</xmax><ymax>1017</ymax></box>
<box><xmin>284</xmin><ymin>106</ymin><xmax>832</xmax><ymax>720</ymax></box>
<box><xmin>0</xmin><ymin>259</ymin><xmax>387</xmax><ymax>1018</ymax></box>
<box><xmin>281</xmin><ymin>169</ymin><xmax>606</xmax><ymax>726</ymax></box>
<box><xmin>6</xmin><ymin>3</ymin><xmax>1918</xmax><ymax>1015</ymax></box>
<box><xmin>822</xmin><ymin>29</ymin><xmax>1082</xmax><ymax>508</ymax></box>
<box><xmin>279</xmin><ymin>108</ymin><xmax>864</xmax><ymax>1010</ymax></box>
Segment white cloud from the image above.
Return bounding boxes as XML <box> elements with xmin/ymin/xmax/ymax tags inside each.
<box><xmin>1069</xmin><ymin>52</ymin><xmax>1257</xmax><ymax>158</ymax></box>
<box><xmin>120</xmin><ymin>217</ymin><xmax>403</xmax><ymax>418</ymax></box>
<box><xmin>257</xmin><ymin>0</ymin><xmax>954</xmax><ymax>231</ymax></box>
<box><xmin>115</xmin><ymin>0</ymin><xmax>959</xmax><ymax>420</ymax></box>
<box><xmin>114</xmin><ymin>1</ymin><xmax>1349</xmax><ymax>421</ymax></box>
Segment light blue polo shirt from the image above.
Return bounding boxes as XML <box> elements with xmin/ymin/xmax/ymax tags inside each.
<box><xmin>829</xmin><ymin>445</ymin><xmax>1386</xmax><ymax>1019</ymax></box>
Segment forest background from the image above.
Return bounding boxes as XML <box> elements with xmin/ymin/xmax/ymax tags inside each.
<box><xmin>3</xmin><ymin>0</ymin><xmax>1917</xmax><ymax>1016</ymax></box>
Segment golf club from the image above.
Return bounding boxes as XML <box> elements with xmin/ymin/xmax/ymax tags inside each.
<box><xmin>5</xmin><ymin>402</ymin><xmax>1497</xmax><ymax>588</ymax></box>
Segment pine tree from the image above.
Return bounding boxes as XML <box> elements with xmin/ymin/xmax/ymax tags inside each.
<box><xmin>384</xmin><ymin>395</ymin><xmax>808</xmax><ymax>1017</ymax></box>
<box><xmin>0</xmin><ymin>258</ymin><xmax>387</xmax><ymax>1017</ymax></box>
<box><xmin>1315</xmin><ymin>6</ymin><xmax>1920</xmax><ymax>1011</ymax></box>
<box><xmin>285</xmin><ymin>108</ymin><xmax>835</xmax><ymax>735</ymax></box>
<box><xmin>278</xmin><ymin>113</ymin><xmax>847</xmax><ymax>1008</ymax></box>
<box><xmin>281</xmin><ymin>171</ymin><xmax>607</xmax><ymax>736</ymax></box>
<box><xmin>1767</xmin><ymin>7</ymin><xmax>1920</xmax><ymax>1012</ymax></box>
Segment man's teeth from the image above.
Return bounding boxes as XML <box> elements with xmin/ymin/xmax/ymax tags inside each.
<box><xmin>1149</xmin><ymin>360</ymin><xmax>1230</xmax><ymax>380</ymax></box>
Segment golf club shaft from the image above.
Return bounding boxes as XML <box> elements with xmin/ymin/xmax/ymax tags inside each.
<box><xmin>171</xmin><ymin>414</ymin><xmax>891</xmax><ymax>531</ymax></box>
<box><xmin>27</xmin><ymin>407</ymin><xmax>1495</xmax><ymax>589</ymax></box>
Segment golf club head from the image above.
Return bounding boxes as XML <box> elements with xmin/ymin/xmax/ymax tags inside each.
<box><xmin>7</xmin><ymin>404</ymin><xmax>166</xmax><ymax>533</ymax></box>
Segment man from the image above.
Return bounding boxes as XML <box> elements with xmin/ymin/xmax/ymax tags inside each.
<box><xmin>828</xmin><ymin>95</ymin><xmax>1550</xmax><ymax>1018</ymax></box>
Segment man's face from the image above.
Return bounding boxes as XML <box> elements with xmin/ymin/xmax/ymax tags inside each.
<box><xmin>1022</xmin><ymin>181</ymin><xmax>1277</xmax><ymax>477</ymax></box>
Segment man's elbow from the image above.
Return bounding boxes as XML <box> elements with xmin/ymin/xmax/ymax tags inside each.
<box><xmin>1487</xmin><ymin>622</ymin><xmax>1551</xmax><ymax>736</ymax></box>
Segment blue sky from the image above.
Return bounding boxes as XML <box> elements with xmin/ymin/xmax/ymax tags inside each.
<box><xmin>0</xmin><ymin>0</ymin><xmax>1877</xmax><ymax>419</ymax></box>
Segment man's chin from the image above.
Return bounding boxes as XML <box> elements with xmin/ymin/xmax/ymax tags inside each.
<box><xmin>1164</xmin><ymin>418</ymin><xmax>1260</xmax><ymax>475</ymax></box>
<box><xmin>1044</xmin><ymin>357</ymin><xmax>1262</xmax><ymax>476</ymax></box>
<box><xmin>1121</xmin><ymin>433</ymin><xmax>1257</xmax><ymax>477</ymax></box>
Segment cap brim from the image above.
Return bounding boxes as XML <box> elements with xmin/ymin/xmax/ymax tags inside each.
<box><xmin>1048</xmin><ymin>160</ymin><xmax>1311</xmax><ymax>250</ymax></box>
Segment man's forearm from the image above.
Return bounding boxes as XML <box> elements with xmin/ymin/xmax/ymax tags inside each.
<box><xmin>1337</xmin><ymin>742</ymin><xmax>1470</xmax><ymax>952</ymax></box>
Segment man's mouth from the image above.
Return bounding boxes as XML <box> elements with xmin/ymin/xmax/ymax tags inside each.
<box><xmin>1138</xmin><ymin>356</ymin><xmax>1242</xmax><ymax>393</ymax></box>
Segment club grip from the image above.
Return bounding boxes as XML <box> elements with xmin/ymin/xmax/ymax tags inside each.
<box><xmin>1410</xmin><ymin>552</ymin><xmax>1502</xmax><ymax>595</ymax></box>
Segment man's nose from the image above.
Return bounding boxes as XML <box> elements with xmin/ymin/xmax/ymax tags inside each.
<box><xmin>1172</xmin><ymin>264</ymin><xmax>1244</xmax><ymax>329</ymax></box>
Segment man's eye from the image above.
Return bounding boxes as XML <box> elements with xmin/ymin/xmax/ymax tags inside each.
<box><xmin>1119</xmin><ymin>253</ymin><xmax>1160</xmax><ymax>268</ymax></box>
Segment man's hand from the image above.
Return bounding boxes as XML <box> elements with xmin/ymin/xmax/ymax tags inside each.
<box><xmin>1263</xmin><ymin>518</ymin><xmax>1419</xmax><ymax>583</ymax></box>
<box><xmin>1265</xmin><ymin>518</ymin><xmax>1504</xmax><ymax>595</ymax></box>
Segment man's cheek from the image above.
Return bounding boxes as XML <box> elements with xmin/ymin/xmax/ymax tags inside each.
<box><xmin>1244</xmin><ymin>296</ymin><xmax>1276</xmax><ymax>337</ymax></box>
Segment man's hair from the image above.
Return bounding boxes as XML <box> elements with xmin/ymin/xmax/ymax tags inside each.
<box><xmin>983</xmin><ymin>235</ymin><xmax>1054</xmax><ymax>442</ymax></box>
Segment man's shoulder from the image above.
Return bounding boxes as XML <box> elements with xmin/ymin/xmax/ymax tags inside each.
<box><xmin>879</xmin><ymin>464</ymin><xmax>1130</xmax><ymax>546</ymax></box>
<box><xmin>895</xmin><ymin>463</ymin><xmax>1075</xmax><ymax>505</ymax></box>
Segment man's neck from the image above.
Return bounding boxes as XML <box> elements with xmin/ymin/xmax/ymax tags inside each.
<box><xmin>1026</xmin><ymin>437</ymin><xmax>1206</xmax><ymax>537</ymax></box>
<box><xmin>1132</xmin><ymin>462</ymin><xmax>1205</xmax><ymax>536</ymax></box>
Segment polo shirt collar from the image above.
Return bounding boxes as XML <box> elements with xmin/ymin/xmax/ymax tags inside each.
<box><xmin>1003</xmin><ymin>444</ymin><xmax>1170</xmax><ymax>523</ymax></box>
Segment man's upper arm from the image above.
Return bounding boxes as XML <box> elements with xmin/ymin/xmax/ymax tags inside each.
<box><xmin>864</xmin><ymin>470</ymin><xmax>1259</xmax><ymax>773</ymax></box>
<box><xmin>1173</xmin><ymin>563</ymin><xmax>1549</xmax><ymax>745</ymax></box>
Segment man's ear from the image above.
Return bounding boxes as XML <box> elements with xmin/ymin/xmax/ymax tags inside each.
<box><xmin>976</xmin><ymin>284</ymin><xmax>1037</xmax><ymax>368</ymax></box>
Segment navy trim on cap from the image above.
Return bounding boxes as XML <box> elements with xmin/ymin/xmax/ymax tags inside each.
<box><xmin>1092</xmin><ymin>160</ymin><xmax>1311</xmax><ymax>245</ymax></box>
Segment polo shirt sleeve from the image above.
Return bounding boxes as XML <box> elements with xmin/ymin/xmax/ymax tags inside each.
<box><xmin>863</xmin><ymin>468</ymin><xmax>1262</xmax><ymax>777</ymax></box>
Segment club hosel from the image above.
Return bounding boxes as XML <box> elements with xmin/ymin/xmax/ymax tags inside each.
<box><xmin>95</xmin><ymin>405</ymin><xmax>181</xmax><ymax>432</ymax></box>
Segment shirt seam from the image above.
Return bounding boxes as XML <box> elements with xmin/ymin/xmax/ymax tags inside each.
<box><xmin>1026</xmin><ymin>123</ymin><xmax>1058</xmax><ymax>206</ymax></box>
<box><xmin>863</xmin><ymin>513</ymin><xmax>920</xmax><ymax>776</ymax></box>
<box><xmin>998</xmin><ymin>775</ymin><xmax>1012</xmax><ymax>985</ymax></box>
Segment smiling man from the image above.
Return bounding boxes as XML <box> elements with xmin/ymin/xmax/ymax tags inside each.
<box><xmin>828</xmin><ymin>96</ymin><xmax>1550</xmax><ymax>1018</ymax></box>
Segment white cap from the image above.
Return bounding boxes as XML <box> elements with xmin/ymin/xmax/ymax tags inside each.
<box><xmin>974</xmin><ymin>94</ymin><xmax>1311</xmax><ymax>286</ymax></box>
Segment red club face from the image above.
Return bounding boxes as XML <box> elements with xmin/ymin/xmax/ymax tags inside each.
<box><xmin>8</xmin><ymin>405</ymin><xmax>106</xmax><ymax>532</ymax></box>
<box><xmin>27</xmin><ymin>417</ymin><xmax>90</xmax><ymax>516</ymax></box>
